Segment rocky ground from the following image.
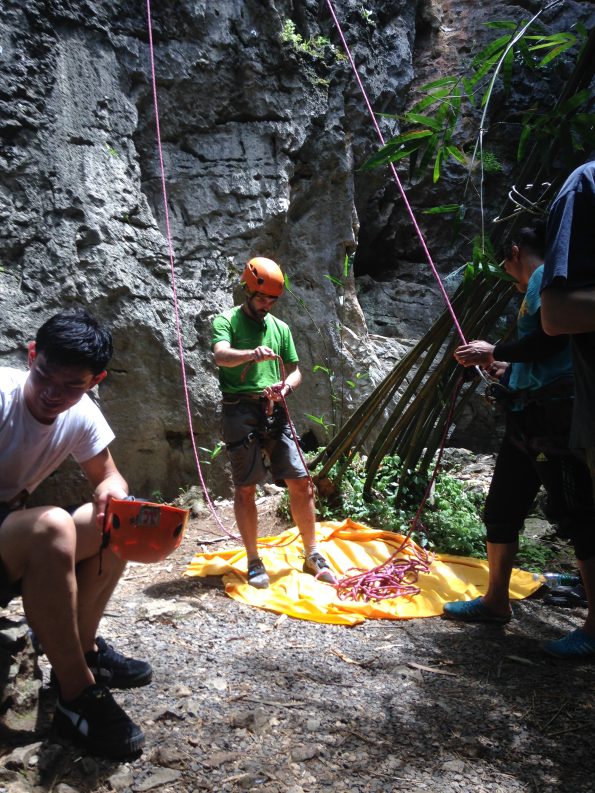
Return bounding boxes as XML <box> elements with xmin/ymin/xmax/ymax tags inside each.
<box><xmin>1</xmin><ymin>454</ymin><xmax>594</xmax><ymax>793</ymax></box>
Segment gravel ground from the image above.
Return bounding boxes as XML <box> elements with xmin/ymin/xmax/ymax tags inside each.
<box><xmin>1</xmin><ymin>487</ymin><xmax>594</xmax><ymax>793</ymax></box>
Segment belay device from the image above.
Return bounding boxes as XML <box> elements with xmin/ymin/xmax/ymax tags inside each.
<box><xmin>103</xmin><ymin>497</ymin><xmax>189</xmax><ymax>564</ymax></box>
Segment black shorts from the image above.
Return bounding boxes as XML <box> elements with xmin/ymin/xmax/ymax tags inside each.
<box><xmin>0</xmin><ymin>506</ymin><xmax>22</xmax><ymax>608</ymax></box>
<box><xmin>221</xmin><ymin>398</ymin><xmax>307</xmax><ymax>487</ymax></box>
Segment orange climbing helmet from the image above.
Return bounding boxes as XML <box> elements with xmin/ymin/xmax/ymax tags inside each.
<box><xmin>103</xmin><ymin>497</ymin><xmax>189</xmax><ymax>564</ymax></box>
<box><xmin>241</xmin><ymin>257</ymin><xmax>285</xmax><ymax>297</ymax></box>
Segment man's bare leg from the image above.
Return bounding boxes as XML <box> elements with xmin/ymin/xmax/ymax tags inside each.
<box><xmin>0</xmin><ymin>506</ymin><xmax>94</xmax><ymax>700</ymax></box>
<box><xmin>285</xmin><ymin>477</ymin><xmax>316</xmax><ymax>553</ymax></box>
<box><xmin>71</xmin><ymin>503</ymin><xmax>127</xmax><ymax>653</ymax></box>
<box><xmin>234</xmin><ymin>484</ymin><xmax>259</xmax><ymax>560</ymax></box>
<box><xmin>481</xmin><ymin>540</ymin><xmax>517</xmax><ymax>618</ymax></box>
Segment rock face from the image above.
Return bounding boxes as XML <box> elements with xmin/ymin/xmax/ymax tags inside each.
<box><xmin>0</xmin><ymin>0</ymin><xmax>419</xmax><ymax>500</ymax></box>
<box><xmin>0</xmin><ymin>618</ymin><xmax>42</xmax><ymax>740</ymax></box>
<box><xmin>0</xmin><ymin>0</ymin><xmax>590</xmax><ymax>500</ymax></box>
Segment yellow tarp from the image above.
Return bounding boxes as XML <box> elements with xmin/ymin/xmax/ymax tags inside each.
<box><xmin>185</xmin><ymin>519</ymin><xmax>541</xmax><ymax>626</ymax></box>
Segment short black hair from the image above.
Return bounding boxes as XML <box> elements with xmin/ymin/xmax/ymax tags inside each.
<box><xmin>502</xmin><ymin>221</ymin><xmax>546</xmax><ymax>261</ymax></box>
<box><xmin>35</xmin><ymin>308</ymin><xmax>113</xmax><ymax>374</ymax></box>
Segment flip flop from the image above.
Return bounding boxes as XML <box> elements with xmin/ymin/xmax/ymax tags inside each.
<box><xmin>542</xmin><ymin>628</ymin><xmax>595</xmax><ymax>659</ymax></box>
<box><xmin>443</xmin><ymin>596</ymin><xmax>512</xmax><ymax>625</ymax></box>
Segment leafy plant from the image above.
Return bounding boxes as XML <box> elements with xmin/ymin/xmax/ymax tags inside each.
<box><xmin>284</xmin><ymin>452</ymin><xmax>556</xmax><ymax>570</ymax></box>
<box><xmin>365</xmin><ymin>17</ymin><xmax>592</xmax><ymax>184</ymax></box>
<box><xmin>281</xmin><ymin>19</ymin><xmax>344</xmax><ymax>61</ymax></box>
<box><xmin>313</xmin><ymin>14</ymin><xmax>594</xmax><ymax>504</ymax></box>
<box><xmin>198</xmin><ymin>441</ymin><xmax>225</xmax><ymax>463</ymax></box>
<box><xmin>461</xmin><ymin>234</ymin><xmax>514</xmax><ymax>284</ymax></box>
<box><xmin>360</xmin><ymin>7</ymin><xmax>375</xmax><ymax>27</ymax></box>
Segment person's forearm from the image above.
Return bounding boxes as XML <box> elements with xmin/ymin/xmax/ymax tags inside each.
<box><xmin>285</xmin><ymin>369</ymin><xmax>302</xmax><ymax>391</ymax></box>
<box><xmin>213</xmin><ymin>347</ymin><xmax>257</xmax><ymax>367</ymax></box>
<box><xmin>93</xmin><ymin>472</ymin><xmax>128</xmax><ymax>503</ymax></box>
<box><xmin>494</xmin><ymin>326</ymin><xmax>567</xmax><ymax>362</ymax></box>
<box><xmin>541</xmin><ymin>288</ymin><xmax>595</xmax><ymax>335</ymax></box>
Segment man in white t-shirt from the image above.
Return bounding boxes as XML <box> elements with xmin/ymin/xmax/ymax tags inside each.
<box><xmin>0</xmin><ymin>309</ymin><xmax>147</xmax><ymax>758</ymax></box>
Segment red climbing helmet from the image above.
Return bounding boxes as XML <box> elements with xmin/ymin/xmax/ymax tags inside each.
<box><xmin>104</xmin><ymin>498</ymin><xmax>189</xmax><ymax>564</ymax></box>
<box><xmin>241</xmin><ymin>257</ymin><xmax>285</xmax><ymax>297</ymax></box>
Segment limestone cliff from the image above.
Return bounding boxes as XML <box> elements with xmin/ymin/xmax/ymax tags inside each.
<box><xmin>0</xmin><ymin>0</ymin><xmax>590</xmax><ymax>500</ymax></box>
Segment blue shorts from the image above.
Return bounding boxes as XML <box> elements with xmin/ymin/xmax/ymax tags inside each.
<box><xmin>221</xmin><ymin>398</ymin><xmax>307</xmax><ymax>487</ymax></box>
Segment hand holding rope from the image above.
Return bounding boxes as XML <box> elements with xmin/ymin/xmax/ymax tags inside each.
<box><xmin>241</xmin><ymin>354</ymin><xmax>316</xmax><ymax>498</ymax></box>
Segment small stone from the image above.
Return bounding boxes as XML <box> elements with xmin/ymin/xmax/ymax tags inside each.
<box><xmin>78</xmin><ymin>756</ymin><xmax>99</xmax><ymax>776</ymax></box>
<box><xmin>205</xmin><ymin>676</ymin><xmax>227</xmax><ymax>691</ymax></box>
<box><xmin>108</xmin><ymin>768</ymin><xmax>134</xmax><ymax>792</ymax></box>
<box><xmin>133</xmin><ymin>768</ymin><xmax>181</xmax><ymax>791</ymax></box>
<box><xmin>3</xmin><ymin>742</ymin><xmax>43</xmax><ymax>770</ymax></box>
<box><xmin>290</xmin><ymin>745</ymin><xmax>319</xmax><ymax>762</ymax></box>
<box><xmin>229</xmin><ymin>710</ymin><xmax>253</xmax><ymax>729</ymax></box>
<box><xmin>155</xmin><ymin>745</ymin><xmax>186</xmax><ymax>769</ymax></box>
<box><xmin>252</xmin><ymin>707</ymin><xmax>269</xmax><ymax>732</ymax></box>
<box><xmin>203</xmin><ymin>750</ymin><xmax>240</xmax><ymax>768</ymax></box>
<box><xmin>442</xmin><ymin>760</ymin><xmax>465</xmax><ymax>773</ymax></box>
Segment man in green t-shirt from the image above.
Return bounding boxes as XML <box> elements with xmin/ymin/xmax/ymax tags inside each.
<box><xmin>212</xmin><ymin>257</ymin><xmax>335</xmax><ymax>588</ymax></box>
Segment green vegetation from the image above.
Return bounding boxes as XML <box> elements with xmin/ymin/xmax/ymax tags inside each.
<box><xmin>366</xmin><ymin>20</ymin><xmax>592</xmax><ymax>183</ymax></box>
<box><xmin>359</xmin><ymin>7</ymin><xmax>375</xmax><ymax>28</ymax></box>
<box><xmin>313</xmin><ymin>15</ymin><xmax>594</xmax><ymax>498</ymax></box>
<box><xmin>281</xmin><ymin>19</ymin><xmax>346</xmax><ymax>62</ymax></box>
<box><xmin>284</xmin><ymin>454</ymin><xmax>554</xmax><ymax>571</ymax></box>
<box><xmin>198</xmin><ymin>441</ymin><xmax>225</xmax><ymax>463</ymax></box>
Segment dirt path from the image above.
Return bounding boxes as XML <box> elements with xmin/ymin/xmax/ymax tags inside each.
<box><xmin>1</xmin><ymin>496</ymin><xmax>593</xmax><ymax>793</ymax></box>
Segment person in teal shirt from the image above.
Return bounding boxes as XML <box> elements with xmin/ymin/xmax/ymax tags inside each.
<box><xmin>442</xmin><ymin>225</ymin><xmax>595</xmax><ymax>642</ymax></box>
<box><xmin>212</xmin><ymin>257</ymin><xmax>335</xmax><ymax>588</ymax></box>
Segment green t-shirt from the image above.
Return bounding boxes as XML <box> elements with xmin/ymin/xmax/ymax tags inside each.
<box><xmin>211</xmin><ymin>306</ymin><xmax>299</xmax><ymax>394</ymax></box>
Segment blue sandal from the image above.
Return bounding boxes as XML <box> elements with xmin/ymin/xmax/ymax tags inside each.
<box><xmin>443</xmin><ymin>596</ymin><xmax>512</xmax><ymax>625</ymax></box>
<box><xmin>542</xmin><ymin>628</ymin><xmax>595</xmax><ymax>659</ymax></box>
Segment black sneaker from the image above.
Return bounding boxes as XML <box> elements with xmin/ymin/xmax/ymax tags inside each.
<box><xmin>51</xmin><ymin>637</ymin><xmax>153</xmax><ymax>690</ymax></box>
<box><xmin>54</xmin><ymin>684</ymin><xmax>145</xmax><ymax>758</ymax></box>
<box><xmin>303</xmin><ymin>551</ymin><xmax>337</xmax><ymax>584</ymax></box>
<box><xmin>87</xmin><ymin>637</ymin><xmax>153</xmax><ymax>689</ymax></box>
<box><xmin>543</xmin><ymin>583</ymin><xmax>588</xmax><ymax>609</ymax></box>
<box><xmin>247</xmin><ymin>558</ymin><xmax>270</xmax><ymax>589</ymax></box>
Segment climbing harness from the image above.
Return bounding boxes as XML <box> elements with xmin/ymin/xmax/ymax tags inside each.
<box><xmin>238</xmin><ymin>355</ymin><xmax>317</xmax><ymax>500</ymax></box>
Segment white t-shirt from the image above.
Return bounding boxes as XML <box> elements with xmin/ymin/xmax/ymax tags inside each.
<box><xmin>0</xmin><ymin>367</ymin><xmax>115</xmax><ymax>503</ymax></box>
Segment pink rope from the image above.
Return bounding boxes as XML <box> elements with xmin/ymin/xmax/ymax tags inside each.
<box><xmin>145</xmin><ymin>0</ymin><xmax>235</xmax><ymax>540</ymax></box>
<box><xmin>325</xmin><ymin>0</ymin><xmax>467</xmax><ymax>346</ymax></box>
<box><xmin>336</xmin><ymin>537</ymin><xmax>433</xmax><ymax>601</ymax></box>
<box><xmin>332</xmin><ymin>375</ymin><xmax>464</xmax><ymax>602</ymax></box>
